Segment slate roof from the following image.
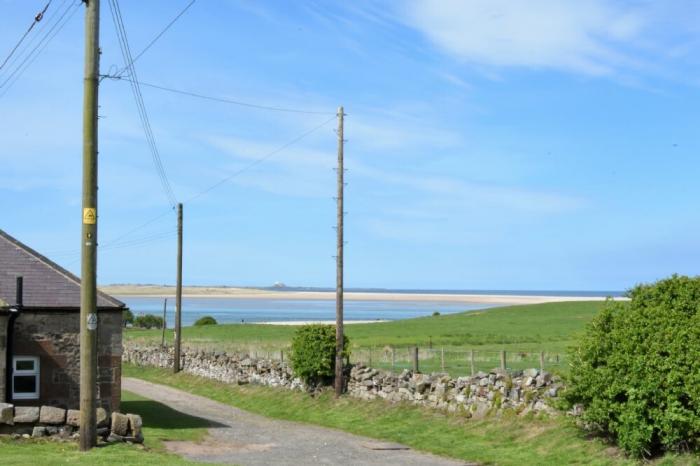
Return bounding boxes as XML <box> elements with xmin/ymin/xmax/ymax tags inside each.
<box><xmin>0</xmin><ymin>229</ymin><xmax>124</xmax><ymax>310</ymax></box>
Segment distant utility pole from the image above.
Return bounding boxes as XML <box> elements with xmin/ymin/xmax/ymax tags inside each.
<box><xmin>161</xmin><ymin>297</ymin><xmax>168</xmax><ymax>347</ymax></box>
<box><xmin>174</xmin><ymin>203</ymin><xmax>183</xmax><ymax>372</ymax></box>
<box><xmin>334</xmin><ymin>106</ymin><xmax>345</xmax><ymax>397</ymax></box>
<box><xmin>79</xmin><ymin>0</ymin><xmax>100</xmax><ymax>452</ymax></box>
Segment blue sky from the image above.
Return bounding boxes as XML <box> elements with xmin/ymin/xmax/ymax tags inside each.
<box><xmin>2</xmin><ymin>0</ymin><xmax>700</xmax><ymax>291</ymax></box>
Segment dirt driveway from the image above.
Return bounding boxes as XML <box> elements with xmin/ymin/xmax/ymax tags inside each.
<box><xmin>123</xmin><ymin>377</ymin><xmax>471</xmax><ymax>465</ymax></box>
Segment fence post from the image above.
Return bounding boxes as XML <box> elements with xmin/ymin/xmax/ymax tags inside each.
<box><xmin>500</xmin><ymin>350</ymin><xmax>506</xmax><ymax>371</ymax></box>
<box><xmin>280</xmin><ymin>350</ymin><xmax>285</xmax><ymax>363</ymax></box>
<box><xmin>470</xmin><ymin>349</ymin><xmax>475</xmax><ymax>376</ymax></box>
<box><xmin>412</xmin><ymin>347</ymin><xmax>419</xmax><ymax>373</ymax></box>
<box><xmin>539</xmin><ymin>351</ymin><xmax>545</xmax><ymax>371</ymax></box>
<box><xmin>391</xmin><ymin>347</ymin><xmax>395</xmax><ymax>370</ymax></box>
<box><xmin>441</xmin><ymin>347</ymin><xmax>445</xmax><ymax>372</ymax></box>
<box><xmin>555</xmin><ymin>354</ymin><xmax>560</xmax><ymax>365</ymax></box>
<box><xmin>368</xmin><ymin>347</ymin><xmax>373</xmax><ymax>368</ymax></box>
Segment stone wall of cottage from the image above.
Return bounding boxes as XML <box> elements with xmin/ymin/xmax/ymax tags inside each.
<box><xmin>123</xmin><ymin>344</ymin><xmax>562</xmax><ymax>416</ymax></box>
<box><xmin>0</xmin><ymin>314</ymin><xmax>7</xmax><ymax>402</ymax></box>
<box><xmin>12</xmin><ymin>311</ymin><xmax>122</xmax><ymax>412</ymax></box>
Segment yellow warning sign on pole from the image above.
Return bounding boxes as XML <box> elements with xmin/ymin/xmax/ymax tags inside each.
<box><xmin>83</xmin><ymin>208</ymin><xmax>96</xmax><ymax>224</ymax></box>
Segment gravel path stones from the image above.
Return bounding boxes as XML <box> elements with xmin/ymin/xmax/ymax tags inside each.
<box><xmin>123</xmin><ymin>377</ymin><xmax>470</xmax><ymax>466</ymax></box>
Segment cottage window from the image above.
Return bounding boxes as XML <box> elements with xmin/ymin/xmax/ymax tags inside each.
<box><xmin>12</xmin><ymin>356</ymin><xmax>39</xmax><ymax>400</ymax></box>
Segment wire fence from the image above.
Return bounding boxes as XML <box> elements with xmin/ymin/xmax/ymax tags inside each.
<box><xmin>348</xmin><ymin>347</ymin><xmax>565</xmax><ymax>377</ymax></box>
<box><xmin>148</xmin><ymin>340</ymin><xmax>566</xmax><ymax>377</ymax></box>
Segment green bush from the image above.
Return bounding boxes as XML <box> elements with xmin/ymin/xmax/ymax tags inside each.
<box><xmin>566</xmin><ymin>275</ymin><xmax>700</xmax><ymax>457</ymax></box>
<box><xmin>194</xmin><ymin>316</ymin><xmax>218</xmax><ymax>326</ymax></box>
<box><xmin>432</xmin><ymin>311</ymin><xmax>441</xmax><ymax>316</ymax></box>
<box><xmin>290</xmin><ymin>324</ymin><xmax>349</xmax><ymax>387</ymax></box>
<box><xmin>134</xmin><ymin>314</ymin><xmax>164</xmax><ymax>329</ymax></box>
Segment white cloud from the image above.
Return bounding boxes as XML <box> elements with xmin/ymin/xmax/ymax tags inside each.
<box><xmin>401</xmin><ymin>0</ymin><xmax>648</xmax><ymax>75</ymax></box>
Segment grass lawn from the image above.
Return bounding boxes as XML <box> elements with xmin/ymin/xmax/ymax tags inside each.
<box><xmin>0</xmin><ymin>390</ymin><xmax>207</xmax><ymax>465</ymax></box>
<box><xmin>126</xmin><ymin>301</ymin><xmax>608</xmax><ymax>374</ymax></box>
<box><xmin>122</xmin><ymin>364</ymin><xmax>696</xmax><ymax>466</ymax></box>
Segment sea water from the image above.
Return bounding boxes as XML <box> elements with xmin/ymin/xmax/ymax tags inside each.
<box><xmin>118</xmin><ymin>296</ymin><xmax>498</xmax><ymax>327</ymax></box>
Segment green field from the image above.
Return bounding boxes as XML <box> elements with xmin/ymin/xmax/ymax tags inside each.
<box><xmin>126</xmin><ymin>301</ymin><xmax>607</xmax><ymax>375</ymax></box>
<box><xmin>0</xmin><ymin>390</ymin><xmax>206</xmax><ymax>465</ymax></box>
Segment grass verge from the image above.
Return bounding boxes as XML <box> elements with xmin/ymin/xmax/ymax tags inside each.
<box><xmin>121</xmin><ymin>364</ymin><xmax>677</xmax><ymax>466</ymax></box>
<box><xmin>0</xmin><ymin>390</ymin><xmax>207</xmax><ymax>465</ymax></box>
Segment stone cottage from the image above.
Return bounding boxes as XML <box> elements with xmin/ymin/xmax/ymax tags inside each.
<box><xmin>0</xmin><ymin>229</ymin><xmax>125</xmax><ymax>412</ymax></box>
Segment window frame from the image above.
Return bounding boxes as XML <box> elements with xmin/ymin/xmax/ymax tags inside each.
<box><xmin>12</xmin><ymin>356</ymin><xmax>40</xmax><ymax>400</ymax></box>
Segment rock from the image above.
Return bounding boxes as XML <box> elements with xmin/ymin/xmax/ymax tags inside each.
<box><xmin>66</xmin><ymin>409</ymin><xmax>80</xmax><ymax>427</ymax></box>
<box><xmin>59</xmin><ymin>425</ymin><xmax>75</xmax><ymax>438</ymax></box>
<box><xmin>14</xmin><ymin>406</ymin><xmax>40</xmax><ymax>424</ymax></box>
<box><xmin>106</xmin><ymin>432</ymin><xmax>124</xmax><ymax>443</ymax></box>
<box><xmin>0</xmin><ymin>403</ymin><xmax>14</xmax><ymax>425</ymax></box>
<box><xmin>127</xmin><ymin>414</ymin><xmax>143</xmax><ymax>437</ymax></box>
<box><xmin>111</xmin><ymin>412</ymin><xmax>129</xmax><ymax>436</ymax></box>
<box><xmin>509</xmin><ymin>387</ymin><xmax>520</xmax><ymax>401</ymax></box>
<box><xmin>45</xmin><ymin>426</ymin><xmax>59</xmax><ymax>435</ymax></box>
<box><xmin>97</xmin><ymin>427</ymin><xmax>110</xmax><ymax>438</ymax></box>
<box><xmin>548</xmin><ymin>387</ymin><xmax>558</xmax><ymax>397</ymax></box>
<box><xmin>415</xmin><ymin>380</ymin><xmax>430</xmax><ymax>394</ymax></box>
<box><xmin>475</xmin><ymin>371</ymin><xmax>488</xmax><ymax>379</ymax></box>
<box><xmin>523</xmin><ymin>368</ymin><xmax>539</xmax><ymax>378</ymax></box>
<box><xmin>123</xmin><ymin>432</ymin><xmax>145</xmax><ymax>444</ymax></box>
<box><xmin>478</xmin><ymin>377</ymin><xmax>490</xmax><ymax>387</ymax></box>
<box><xmin>32</xmin><ymin>426</ymin><xmax>47</xmax><ymax>438</ymax></box>
<box><xmin>522</xmin><ymin>377</ymin><xmax>534</xmax><ymax>387</ymax></box>
<box><xmin>96</xmin><ymin>407</ymin><xmax>109</xmax><ymax>427</ymax></box>
<box><xmin>40</xmin><ymin>406</ymin><xmax>66</xmax><ymax>425</ymax></box>
<box><xmin>536</xmin><ymin>372</ymin><xmax>552</xmax><ymax>387</ymax></box>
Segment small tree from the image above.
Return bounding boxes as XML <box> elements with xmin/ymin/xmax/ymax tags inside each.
<box><xmin>194</xmin><ymin>315</ymin><xmax>217</xmax><ymax>326</ymax></box>
<box><xmin>290</xmin><ymin>324</ymin><xmax>349</xmax><ymax>388</ymax></box>
<box><xmin>122</xmin><ymin>309</ymin><xmax>134</xmax><ymax>327</ymax></box>
<box><xmin>567</xmin><ymin>275</ymin><xmax>700</xmax><ymax>457</ymax></box>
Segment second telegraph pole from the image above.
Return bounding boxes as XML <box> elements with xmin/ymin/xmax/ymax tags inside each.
<box><xmin>174</xmin><ymin>203</ymin><xmax>183</xmax><ymax>372</ymax></box>
<box><xmin>334</xmin><ymin>106</ymin><xmax>345</xmax><ymax>397</ymax></box>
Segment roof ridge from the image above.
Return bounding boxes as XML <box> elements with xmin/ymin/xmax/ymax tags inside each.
<box><xmin>0</xmin><ymin>228</ymin><xmax>124</xmax><ymax>308</ymax></box>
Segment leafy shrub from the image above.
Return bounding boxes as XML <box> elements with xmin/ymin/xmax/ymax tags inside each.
<box><xmin>194</xmin><ymin>316</ymin><xmax>218</xmax><ymax>326</ymax></box>
<box><xmin>133</xmin><ymin>314</ymin><xmax>164</xmax><ymax>329</ymax></box>
<box><xmin>567</xmin><ymin>275</ymin><xmax>700</xmax><ymax>457</ymax></box>
<box><xmin>432</xmin><ymin>311</ymin><xmax>441</xmax><ymax>316</ymax></box>
<box><xmin>123</xmin><ymin>309</ymin><xmax>134</xmax><ymax>327</ymax></box>
<box><xmin>290</xmin><ymin>324</ymin><xmax>350</xmax><ymax>387</ymax></box>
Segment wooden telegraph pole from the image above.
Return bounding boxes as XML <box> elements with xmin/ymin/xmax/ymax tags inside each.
<box><xmin>79</xmin><ymin>0</ymin><xmax>100</xmax><ymax>451</ymax></box>
<box><xmin>161</xmin><ymin>298</ymin><xmax>168</xmax><ymax>347</ymax></box>
<box><xmin>334</xmin><ymin>106</ymin><xmax>345</xmax><ymax>397</ymax></box>
<box><xmin>174</xmin><ymin>203</ymin><xmax>183</xmax><ymax>372</ymax></box>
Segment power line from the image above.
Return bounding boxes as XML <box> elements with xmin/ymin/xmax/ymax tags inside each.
<box><xmin>184</xmin><ymin>115</ymin><xmax>336</xmax><ymax>203</ymax></box>
<box><xmin>113</xmin><ymin>0</ymin><xmax>196</xmax><ymax>79</ymax></box>
<box><xmin>90</xmin><ymin>115</ymin><xmax>335</xmax><ymax>251</ymax></box>
<box><xmin>108</xmin><ymin>0</ymin><xmax>178</xmax><ymax>207</ymax></box>
<box><xmin>100</xmin><ymin>203</ymin><xmax>176</xmax><ymax>250</ymax></box>
<box><xmin>105</xmin><ymin>77</ymin><xmax>335</xmax><ymax>115</ymax></box>
<box><xmin>0</xmin><ymin>0</ymin><xmax>80</xmax><ymax>98</ymax></box>
<box><xmin>0</xmin><ymin>0</ymin><xmax>53</xmax><ymax>72</ymax></box>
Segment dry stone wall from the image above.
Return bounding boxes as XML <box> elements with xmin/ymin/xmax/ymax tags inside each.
<box><xmin>124</xmin><ymin>344</ymin><xmax>562</xmax><ymax>416</ymax></box>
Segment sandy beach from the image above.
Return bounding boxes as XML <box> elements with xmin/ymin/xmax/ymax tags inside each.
<box><xmin>100</xmin><ymin>285</ymin><xmax>621</xmax><ymax>305</ymax></box>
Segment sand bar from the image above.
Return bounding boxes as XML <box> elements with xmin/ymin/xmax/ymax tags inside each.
<box><xmin>102</xmin><ymin>285</ymin><xmax>623</xmax><ymax>305</ymax></box>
